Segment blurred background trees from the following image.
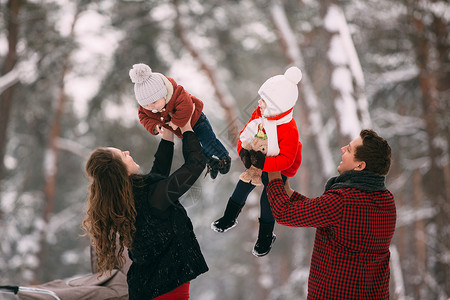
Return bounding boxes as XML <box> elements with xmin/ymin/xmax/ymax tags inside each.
<box><xmin>0</xmin><ymin>0</ymin><xmax>448</xmax><ymax>299</ymax></box>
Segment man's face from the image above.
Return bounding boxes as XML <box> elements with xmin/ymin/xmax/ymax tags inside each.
<box><xmin>337</xmin><ymin>136</ymin><xmax>364</xmax><ymax>174</ymax></box>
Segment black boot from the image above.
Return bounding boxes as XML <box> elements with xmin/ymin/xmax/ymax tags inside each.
<box><xmin>211</xmin><ymin>200</ymin><xmax>243</xmax><ymax>233</ymax></box>
<box><xmin>252</xmin><ymin>218</ymin><xmax>276</xmax><ymax>257</ymax></box>
<box><xmin>206</xmin><ymin>157</ymin><xmax>220</xmax><ymax>179</ymax></box>
<box><xmin>218</xmin><ymin>156</ymin><xmax>231</xmax><ymax>175</ymax></box>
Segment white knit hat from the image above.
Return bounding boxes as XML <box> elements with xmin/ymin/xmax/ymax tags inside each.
<box><xmin>129</xmin><ymin>63</ymin><xmax>168</xmax><ymax>106</ymax></box>
<box><xmin>258</xmin><ymin>66</ymin><xmax>303</xmax><ymax>117</ymax></box>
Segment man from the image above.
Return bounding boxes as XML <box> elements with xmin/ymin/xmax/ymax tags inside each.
<box><xmin>266</xmin><ymin>129</ymin><xmax>396</xmax><ymax>299</ymax></box>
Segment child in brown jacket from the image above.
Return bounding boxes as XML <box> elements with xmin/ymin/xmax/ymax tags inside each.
<box><xmin>129</xmin><ymin>63</ymin><xmax>230</xmax><ymax>178</ymax></box>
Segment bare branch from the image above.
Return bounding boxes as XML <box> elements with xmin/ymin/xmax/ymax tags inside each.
<box><xmin>172</xmin><ymin>0</ymin><xmax>240</xmax><ymax>146</ymax></box>
<box><xmin>0</xmin><ymin>66</ymin><xmax>19</xmax><ymax>95</ymax></box>
<box><xmin>55</xmin><ymin>137</ymin><xmax>92</xmax><ymax>158</ymax></box>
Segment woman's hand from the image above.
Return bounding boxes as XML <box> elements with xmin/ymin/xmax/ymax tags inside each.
<box><xmin>161</xmin><ymin>126</ymin><xmax>174</xmax><ymax>142</ymax></box>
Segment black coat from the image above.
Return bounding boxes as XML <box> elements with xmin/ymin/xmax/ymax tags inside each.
<box><xmin>127</xmin><ymin>131</ymin><xmax>208</xmax><ymax>299</ymax></box>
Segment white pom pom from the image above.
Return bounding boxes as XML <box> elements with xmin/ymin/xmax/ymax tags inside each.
<box><xmin>284</xmin><ymin>66</ymin><xmax>302</xmax><ymax>84</ymax></box>
<box><xmin>129</xmin><ymin>63</ymin><xmax>152</xmax><ymax>84</ymax></box>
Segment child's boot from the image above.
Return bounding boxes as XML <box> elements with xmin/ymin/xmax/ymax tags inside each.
<box><xmin>218</xmin><ymin>155</ymin><xmax>232</xmax><ymax>175</ymax></box>
<box><xmin>206</xmin><ymin>157</ymin><xmax>220</xmax><ymax>179</ymax></box>
<box><xmin>211</xmin><ymin>200</ymin><xmax>243</xmax><ymax>233</ymax></box>
<box><xmin>252</xmin><ymin>218</ymin><xmax>276</xmax><ymax>257</ymax></box>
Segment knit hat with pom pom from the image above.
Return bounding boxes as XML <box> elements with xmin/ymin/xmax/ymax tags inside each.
<box><xmin>258</xmin><ymin>66</ymin><xmax>302</xmax><ymax>117</ymax></box>
<box><xmin>129</xmin><ymin>63</ymin><xmax>167</xmax><ymax>106</ymax></box>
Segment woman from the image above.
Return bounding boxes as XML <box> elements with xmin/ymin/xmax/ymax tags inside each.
<box><xmin>82</xmin><ymin>117</ymin><xmax>208</xmax><ymax>300</ymax></box>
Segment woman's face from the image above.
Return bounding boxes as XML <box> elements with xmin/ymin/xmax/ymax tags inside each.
<box><xmin>108</xmin><ymin>147</ymin><xmax>140</xmax><ymax>175</ymax></box>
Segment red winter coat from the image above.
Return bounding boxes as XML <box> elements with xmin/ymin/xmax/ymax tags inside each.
<box><xmin>267</xmin><ymin>177</ymin><xmax>396</xmax><ymax>299</ymax></box>
<box><xmin>138</xmin><ymin>77</ymin><xmax>203</xmax><ymax>138</ymax></box>
<box><xmin>237</xmin><ymin>107</ymin><xmax>302</xmax><ymax>177</ymax></box>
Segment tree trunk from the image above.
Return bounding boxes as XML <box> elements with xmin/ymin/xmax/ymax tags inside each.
<box><xmin>0</xmin><ymin>0</ymin><xmax>20</xmax><ymax>185</ymax></box>
<box><xmin>34</xmin><ymin>8</ymin><xmax>80</xmax><ymax>283</ymax></box>
<box><xmin>409</xmin><ymin>6</ymin><xmax>450</xmax><ymax>296</ymax></box>
<box><xmin>430</xmin><ymin>10</ymin><xmax>450</xmax><ymax>202</ymax></box>
<box><xmin>413</xmin><ymin>170</ymin><xmax>427</xmax><ymax>296</ymax></box>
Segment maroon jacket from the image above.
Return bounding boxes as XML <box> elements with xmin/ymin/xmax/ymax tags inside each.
<box><xmin>138</xmin><ymin>77</ymin><xmax>203</xmax><ymax>138</ymax></box>
<box><xmin>267</xmin><ymin>171</ymin><xmax>396</xmax><ymax>299</ymax></box>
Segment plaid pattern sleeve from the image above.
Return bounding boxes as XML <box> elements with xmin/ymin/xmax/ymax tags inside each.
<box><xmin>266</xmin><ymin>179</ymin><xmax>343</xmax><ymax>228</ymax></box>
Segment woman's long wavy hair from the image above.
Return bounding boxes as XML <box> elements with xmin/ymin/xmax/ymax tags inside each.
<box><xmin>82</xmin><ymin>148</ymin><xmax>137</xmax><ymax>276</ymax></box>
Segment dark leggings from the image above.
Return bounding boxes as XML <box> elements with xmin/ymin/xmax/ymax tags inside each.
<box><xmin>229</xmin><ymin>172</ymin><xmax>287</xmax><ymax>223</ymax></box>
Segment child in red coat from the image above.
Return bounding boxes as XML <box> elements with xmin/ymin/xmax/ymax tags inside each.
<box><xmin>129</xmin><ymin>63</ymin><xmax>230</xmax><ymax>179</ymax></box>
<box><xmin>211</xmin><ymin>67</ymin><xmax>303</xmax><ymax>257</ymax></box>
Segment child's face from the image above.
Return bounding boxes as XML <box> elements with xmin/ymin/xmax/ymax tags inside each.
<box><xmin>143</xmin><ymin>98</ymin><xmax>166</xmax><ymax>113</ymax></box>
<box><xmin>258</xmin><ymin>98</ymin><xmax>267</xmax><ymax>114</ymax></box>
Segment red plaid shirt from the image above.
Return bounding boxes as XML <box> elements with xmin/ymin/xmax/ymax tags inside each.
<box><xmin>267</xmin><ymin>179</ymin><xmax>396</xmax><ymax>299</ymax></box>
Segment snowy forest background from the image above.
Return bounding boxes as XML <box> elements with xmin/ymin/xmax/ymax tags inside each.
<box><xmin>0</xmin><ymin>0</ymin><xmax>449</xmax><ymax>299</ymax></box>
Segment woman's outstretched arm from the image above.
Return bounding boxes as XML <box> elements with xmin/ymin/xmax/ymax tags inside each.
<box><xmin>149</xmin><ymin>131</ymin><xmax>174</xmax><ymax>177</ymax></box>
<box><xmin>150</xmin><ymin>110</ymin><xmax>206</xmax><ymax>210</ymax></box>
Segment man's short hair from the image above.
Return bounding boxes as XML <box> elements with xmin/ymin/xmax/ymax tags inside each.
<box><xmin>355</xmin><ymin>129</ymin><xmax>392</xmax><ymax>176</ymax></box>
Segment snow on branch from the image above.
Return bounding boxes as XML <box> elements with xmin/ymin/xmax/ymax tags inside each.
<box><xmin>270</xmin><ymin>2</ymin><xmax>335</xmax><ymax>177</ymax></box>
<box><xmin>418</xmin><ymin>0</ymin><xmax>450</xmax><ymax>20</ymax></box>
<box><xmin>324</xmin><ymin>4</ymin><xmax>372</xmax><ymax>132</ymax></box>
<box><xmin>270</xmin><ymin>3</ymin><xmax>300</xmax><ymax>64</ymax></box>
<box><xmin>43</xmin><ymin>138</ymin><xmax>91</xmax><ymax>178</ymax></box>
<box><xmin>375</xmin><ymin>66</ymin><xmax>418</xmax><ymax>87</ymax></box>
<box><xmin>47</xmin><ymin>202</ymin><xmax>85</xmax><ymax>244</ymax></box>
<box><xmin>55</xmin><ymin>137</ymin><xmax>92</xmax><ymax>158</ymax></box>
<box><xmin>324</xmin><ymin>5</ymin><xmax>365</xmax><ymax>87</ymax></box>
<box><xmin>396</xmin><ymin>206</ymin><xmax>437</xmax><ymax>228</ymax></box>
<box><xmin>372</xmin><ymin>108</ymin><xmax>425</xmax><ymax>138</ymax></box>
<box><xmin>389</xmin><ymin>245</ymin><xmax>406</xmax><ymax>300</ymax></box>
<box><xmin>424</xmin><ymin>271</ymin><xmax>449</xmax><ymax>299</ymax></box>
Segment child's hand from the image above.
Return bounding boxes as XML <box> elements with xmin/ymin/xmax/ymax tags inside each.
<box><xmin>167</xmin><ymin>121</ymin><xmax>178</xmax><ymax>130</ymax></box>
<box><xmin>250</xmin><ymin>150</ymin><xmax>265</xmax><ymax>169</ymax></box>
<box><xmin>239</xmin><ymin>148</ymin><xmax>251</xmax><ymax>169</ymax></box>
<box><xmin>156</xmin><ymin>125</ymin><xmax>164</xmax><ymax>135</ymax></box>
